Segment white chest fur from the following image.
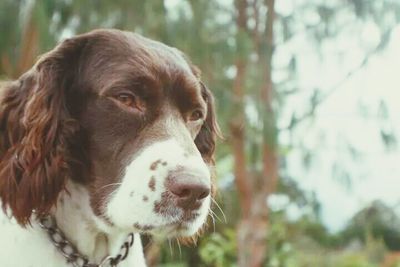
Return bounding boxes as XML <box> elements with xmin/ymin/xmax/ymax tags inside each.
<box><xmin>0</xmin><ymin>182</ymin><xmax>147</xmax><ymax>267</ymax></box>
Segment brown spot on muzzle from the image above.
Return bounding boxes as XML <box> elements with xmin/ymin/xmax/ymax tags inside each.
<box><xmin>133</xmin><ymin>223</ymin><xmax>155</xmax><ymax>231</ymax></box>
<box><xmin>150</xmin><ymin>159</ymin><xmax>162</xmax><ymax>170</ymax></box>
<box><xmin>149</xmin><ymin>176</ymin><xmax>156</xmax><ymax>191</ymax></box>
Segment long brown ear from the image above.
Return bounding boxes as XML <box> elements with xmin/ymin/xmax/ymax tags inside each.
<box><xmin>0</xmin><ymin>37</ymin><xmax>87</xmax><ymax>225</ymax></box>
<box><xmin>195</xmin><ymin>82</ymin><xmax>222</xmax><ymax>165</ymax></box>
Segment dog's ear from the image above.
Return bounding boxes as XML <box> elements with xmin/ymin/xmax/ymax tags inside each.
<box><xmin>186</xmin><ymin>64</ymin><xmax>221</xmax><ymax>165</ymax></box>
<box><xmin>178</xmin><ymin>80</ymin><xmax>222</xmax><ymax>246</ymax></box>
<box><xmin>195</xmin><ymin>82</ymin><xmax>222</xmax><ymax>165</ymax></box>
<box><xmin>0</xmin><ymin>36</ymin><xmax>88</xmax><ymax>225</ymax></box>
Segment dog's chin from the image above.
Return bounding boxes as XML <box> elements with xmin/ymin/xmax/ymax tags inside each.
<box><xmin>103</xmin><ymin>197</ymin><xmax>211</xmax><ymax>239</ymax></box>
<box><xmin>135</xmin><ymin>213</ymin><xmax>207</xmax><ymax>239</ymax></box>
<box><xmin>148</xmin><ymin>222</ymin><xmax>202</xmax><ymax>239</ymax></box>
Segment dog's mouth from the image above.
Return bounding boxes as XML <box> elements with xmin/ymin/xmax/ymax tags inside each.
<box><xmin>141</xmin><ymin>191</ymin><xmax>209</xmax><ymax>235</ymax></box>
<box><xmin>179</xmin><ymin>210</ymin><xmax>201</xmax><ymax>222</ymax></box>
<box><xmin>133</xmin><ymin>210</ymin><xmax>203</xmax><ymax>236</ymax></box>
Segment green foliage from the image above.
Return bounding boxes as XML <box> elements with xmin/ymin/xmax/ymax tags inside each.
<box><xmin>265</xmin><ymin>216</ymin><xmax>296</xmax><ymax>267</ymax></box>
<box><xmin>334</xmin><ymin>254</ymin><xmax>377</xmax><ymax>267</ymax></box>
<box><xmin>159</xmin><ymin>263</ymin><xmax>186</xmax><ymax>267</ymax></box>
<box><xmin>340</xmin><ymin>201</ymin><xmax>400</xmax><ymax>251</ymax></box>
<box><xmin>199</xmin><ymin>228</ymin><xmax>237</xmax><ymax>267</ymax></box>
<box><xmin>1</xmin><ymin>0</ymin><xmax>400</xmax><ymax>266</ymax></box>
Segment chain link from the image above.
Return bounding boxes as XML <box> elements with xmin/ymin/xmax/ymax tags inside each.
<box><xmin>38</xmin><ymin>216</ymin><xmax>134</xmax><ymax>267</ymax></box>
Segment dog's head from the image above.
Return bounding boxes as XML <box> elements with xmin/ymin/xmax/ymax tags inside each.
<box><xmin>0</xmin><ymin>29</ymin><xmax>220</xmax><ymax>237</ymax></box>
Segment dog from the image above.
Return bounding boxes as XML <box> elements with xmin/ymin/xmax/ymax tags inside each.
<box><xmin>0</xmin><ymin>29</ymin><xmax>220</xmax><ymax>267</ymax></box>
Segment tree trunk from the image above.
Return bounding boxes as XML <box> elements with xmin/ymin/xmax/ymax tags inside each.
<box><xmin>231</xmin><ymin>1</ymin><xmax>254</xmax><ymax>267</ymax></box>
<box><xmin>261</xmin><ymin>0</ymin><xmax>277</xmax><ymax>209</ymax></box>
<box><xmin>7</xmin><ymin>2</ymin><xmax>39</xmax><ymax>79</ymax></box>
<box><xmin>233</xmin><ymin>0</ymin><xmax>277</xmax><ymax>266</ymax></box>
<box><xmin>231</xmin><ymin>58</ymin><xmax>251</xmax><ymax>219</ymax></box>
<box><xmin>251</xmin><ymin>0</ymin><xmax>278</xmax><ymax>266</ymax></box>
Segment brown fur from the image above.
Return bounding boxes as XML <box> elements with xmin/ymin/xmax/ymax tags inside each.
<box><xmin>0</xmin><ymin>29</ymin><xmax>220</xmax><ymax>232</ymax></box>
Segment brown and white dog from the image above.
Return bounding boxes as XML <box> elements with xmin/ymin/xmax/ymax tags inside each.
<box><xmin>0</xmin><ymin>29</ymin><xmax>220</xmax><ymax>267</ymax></box>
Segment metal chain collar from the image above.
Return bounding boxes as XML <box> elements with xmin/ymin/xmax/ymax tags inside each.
<box><xmin>38</xmin><ymin>216</ymin><xmax>134</xmax><ymax>267</ymax></box>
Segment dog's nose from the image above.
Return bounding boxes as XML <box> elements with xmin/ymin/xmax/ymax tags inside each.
<box><xmin>167</xmin><ymin>173</ymin><xmax>210</xmax><ymax>210</ymax></box>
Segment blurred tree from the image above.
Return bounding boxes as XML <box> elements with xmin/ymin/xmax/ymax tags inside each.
<box><xmin>1</xmin><ymin>0</ymin><xmax>400</xmax><ymax>266</ymax></box>
<box><xmin>341</xmin><ymin>200</ymin><xmax>400</xmax><ymax>251</ymax></box>
<box><xmin>0</xmin><ymin>0</ymin><xmax>40</xmax><ymax>78</ymax></box>
<box><xmin>230</xmin><ymin>0</ymin><xmax>279</xmax><ymax>266</ymax></box>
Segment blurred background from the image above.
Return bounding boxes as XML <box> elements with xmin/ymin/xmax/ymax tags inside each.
<box><xmin>1</xmin><ymin>0</ymin><xmax>400</xmax><ymax>266</ymax></box>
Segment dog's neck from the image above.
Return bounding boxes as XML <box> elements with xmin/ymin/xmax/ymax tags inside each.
<box><xmin>50</xmin><ymin>181</ymin><xmax>131</xmax><ymax>263</ymax></box>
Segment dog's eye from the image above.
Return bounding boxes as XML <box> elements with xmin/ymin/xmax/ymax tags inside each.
<box><xmin>189</xmin><ymin>109</ymin><xmax>204</xmax><ymax>121</ymax></box>
<box><xmin>114</xmin><ymin>92</ymin><xmax>147</xmax><ymax>112</ymax></box>
<box><xmin>116</xmin><ymin>93</ymin><xmax>136</xmax><ymax>107</ymax></box>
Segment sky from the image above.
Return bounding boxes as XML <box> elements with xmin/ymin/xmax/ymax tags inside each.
<box><xmin>207</xmin><ymin>0</ymin><xmax>400</xmax><ymax>232</ymax></box>
<box><xmin>282</xmin><ymin>24</ymin><xmax>400</xmax><ymax>232</ymax></box>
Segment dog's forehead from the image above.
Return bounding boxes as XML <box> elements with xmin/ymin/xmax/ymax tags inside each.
<box><xmin>85</xmin><ymin>30</ymin><xmax>201</xmax><ymax>94</ymax></box>
<box><xmin>125</xmin><ymin>32</ymin><xmax>193</xmax><ymax>74</ymax></box>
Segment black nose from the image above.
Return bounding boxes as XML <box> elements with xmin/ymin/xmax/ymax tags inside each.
<box><xmin>167</xmin><ymin>173</ymin><xmax>210</xmax><ymax>210</ymax></box>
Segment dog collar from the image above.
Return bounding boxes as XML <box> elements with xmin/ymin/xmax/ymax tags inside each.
<box><xmin>38</xmin><ymin>216</ymin><xmax>134</xmax><ymax>267</ymax></box>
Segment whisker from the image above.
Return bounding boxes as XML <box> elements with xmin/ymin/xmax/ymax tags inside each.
<box><xmin>211</xmin><ymin>197</ymin><xmax>227</xmax><ymax>223</ymax></box>
<box><xmin>176</xmin><ymin>238</ymin><xmax>182</xmax><ymax>258</ymax></box>
<box><xmin>208</xmin><ymin>209</ymin><xmax>216</xmax><ymax>233</ymax></box>
<box><xmin>168</xmin><ymin>238</ymin><xmax>173</xmax><ymax>257</ymax></box>
<box><xmin>209</xmin><ymin>208</ymin><xmax>223</xmax><ymax>223</ymax></box>
<box><xmin>98</xmin><ymin>182</ymin><xmax>123</xmax><ymax>191</ymax></box>
<box><xmin>99</xmin><ymin>184</ymin><xmax>122</xmax><ymax>207</ymax></box>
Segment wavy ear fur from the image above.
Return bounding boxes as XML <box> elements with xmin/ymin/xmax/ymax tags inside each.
<box><xmin>195</xmin><ymin>82</ymin><xmax>222</xmax><ymax>165</ymax></box>
<box><xmin>0</xmin><ymin>37</ymin><xmax>87</xmax><ymax>225</ymax></box>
